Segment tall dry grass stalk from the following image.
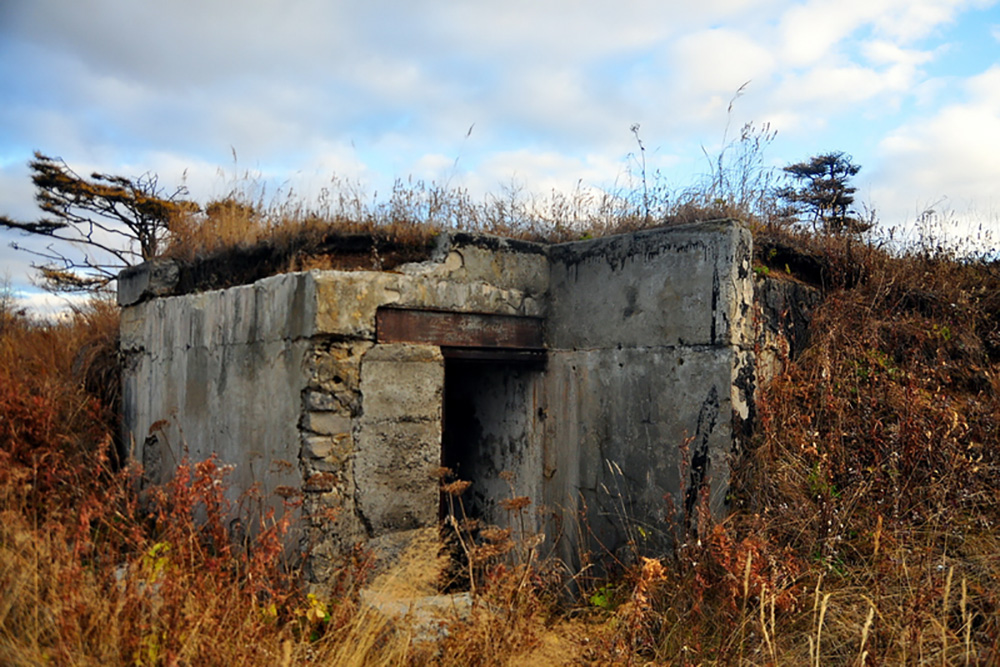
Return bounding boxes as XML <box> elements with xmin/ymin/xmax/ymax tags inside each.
<box><xmin>159</xmin><ymin>120</ymin><xmax>788</xmax><ymax>272</ymax></box>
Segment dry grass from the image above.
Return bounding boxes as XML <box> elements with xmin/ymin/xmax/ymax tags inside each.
<box><xmin>6</xmin><ymin>231</ymin><xmax>1000</xmax><ymax>665</ymax></box>
<box><xmin>6</xmin><ymin>129</ymin><xmax>1000</xmax><ymax>663</ymax></box>
<box><xmin>159</xmin><ymin>143</ymin><xmax>769</xmax><ymax>275</ymax></box>
<box><xmin>628</xmin><ymin>232</ymin><xmax>1000</xmax><ymax>665</ymax></box>
<box><xmin>147</xmin><ymin>121</ymin><xmax>780</xmax><ymax>299</ymax></box>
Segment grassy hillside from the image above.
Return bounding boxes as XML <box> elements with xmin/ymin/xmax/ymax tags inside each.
<box><xmin>3</xmin><ymin>167</ymin><xmax>1000</xmax><ymax>664</ymax></box>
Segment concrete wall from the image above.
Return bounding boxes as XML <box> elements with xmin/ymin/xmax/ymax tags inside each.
<box><xmin>539</xmin><ymin>221</ymin><xmax>754</xmax><ymax>563</ymax></box>
<box><xmin>120</xmin><ymin>222</ymin><xmax>757</xmax><ymax>582</ymax></box>
<box><xmin>119</xmin><ymin>233</ymin><xmax>552</xmax><ymax>581</ymax></box>
<box><xmin>356</xmin><ymin>344</ymin><xmax>443</xmax><ymax>536</ymax></box>
<box><xmin>120</xmin><ymin>271</ymin><xmax>315</xmax><ymax>517</ymax></box>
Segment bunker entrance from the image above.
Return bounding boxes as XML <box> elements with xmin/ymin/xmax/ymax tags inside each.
<box><xmin>440</xmin><ymin>355</ymin><xmax>541</xmax><ymax>524</ymax></box>
<box><xmin>439</xmin><ymin>354</ymin><xmax>542</xmax><ymax>592</ymax></box>
<box><xmin>374</xmin><ymin>306</ymin><xmax>546</xmax><ymax>542</ymax></box>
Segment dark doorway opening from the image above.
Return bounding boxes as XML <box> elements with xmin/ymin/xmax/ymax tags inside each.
<box><xmin>440</xmin><ymin>359</ymin><xmax>485</xmax><ymax>520</ymax></box>
<box><xmin>440</xmin><ymin>355</ymin><xmax>542</xmax><ymax>521</ymax></box>
<box><xmin>439</xmin><ymin>354</ymin><xmax>541</xmax><ymax>591</ymax></box>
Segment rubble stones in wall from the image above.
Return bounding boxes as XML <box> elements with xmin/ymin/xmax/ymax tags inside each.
<box><xmin>301</xmin><ymin>433</ymin><xmax>352</xmax><ymax>471</ymax></box>
<box><xmin>303</xmin><ymin>340</ymin><xmax>373</xmax><ymax>416</ymax></box>
<box><xmin>298</xmin><ymin>339</ymin><xmax>371</xmax><ymax>580</ymax></box>
<box><xmin>302</xmin><ymin>521</ymin><xmax>353</xmax><ymax>584</ymax></box>
<box><xmin>299</xmin><ymin>340</ymin><xmax>367</xmax><ymax>489</ymax></box>
<box><xmin>302</xmin><ymin>412</ymin><xmax>352</xmax><ymax>436</ymax></box>
<box><xmin>300</xmin><ymin>469</ymin><xmax>366</xmax><ymax>581</ymax></box>
<box><xmin>303</xmin><ymin>390</ymin><xmax>339</xmax><ymax>412</ymax></box>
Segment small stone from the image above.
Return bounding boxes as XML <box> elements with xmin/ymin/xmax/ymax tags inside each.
<box><xmin>312</xmin><ymin>351</ymin><xmax>362</xmax><ymax>391</ymax></box>
<box><xmin>306</xmin><ymin>458</ymin><xmax>340</xmax><ymax>473</ymax></box>
<box><xmin>303</xmin><ymin>472</ymin><xmax>336</xmax><ymax>493</ymax></box>
<box><xmin>303</xmin><ymin>390</ymin><xmax>338</xmax><ymax>412</ymax></box>
<box><xmin>303</xmin><ymin>412</ymin><xmax>351</xmax><ymax>435</ymax></box>
<box><xmin>302</xmin><ymin>435</ymin><xmax>334</xmax><ymax>459</ymax></box>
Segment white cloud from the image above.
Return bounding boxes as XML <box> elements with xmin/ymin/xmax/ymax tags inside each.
<box><xmin>881</xmin><ymin>104</ymin><xmax>1000</xmax><ymax>195</ymax></box>
<box><xmin>9</xmin><ymin>288</ymin><xmax>91</xmax><ymax>321</ymax></box>
<box><xmin>349</xmin><ymin>58</ymin><xmax>429</xmax><ymax>103</ymax></box>
<box><xmin>669</xmin><ymin>29</ymin><xmax>777</xmax><ymax>97</ymax></box>
<box><xmin>211</xmin><ymin>105</ymin><xmax>304</xmax><ymax>157</ymax></box>
<box><xmin>0</xmin><ymin>240</ymin><xmax>40</xmax><ymax>290</ymax></box>
<box><xmin>964</xmin><ymin>63</ymin><xmax>1000</xmax><ymax>106</ymax></box>
<box><xmin>873</xmin><ymin>65</ymin><xmax>1000</xmax><ymax>226</ymax></box>
<box><xmin>411</xmin><ymin>153</ymin><xmax>458</xmax><ymax>181</ymax></box>
<box><xmin>439</xmin><ymin>0</ymin><xmax>774</xmax><ymax>63</ymax></box>
<box><xmin>0</xmin><ymin>160</ymin><xmax>37</xmax><ymax>220</ymax></box>
<box><xmin>3</xmin><ymin>1</ymin><xmax>359</xmax><ymax>90</ymax></box>
<box><xmin>493</xmin><ymin>65</ymin><xmax>621</xmax><ymax>141</ymax></box>
<box><xmin>468</xmin><ymin>149</ymin><xmax>627</xmax><ymax>199</ymax></box>
<box><xmin>861</xmin><ymin>40</ymin><xmax>936</xmax><ymax>67</ymax></box>
<box><xmin>779</xmin><ymin>0</ymin><xmax>878</xmax><ymax>66</ymax></box>
<box><xmin>776</xmin><ymin>63</ymin><xmax>912</xmax><ymax>108</ymax></box>
<box><xmin>778</xmin><ymin>0</ymin><xmax>980</xmax><ymax>66</ymax></box>
<box><xmin>872</xmin><ymin>0</ymin><xmax>985</xmax><ymax>41</ymax></box>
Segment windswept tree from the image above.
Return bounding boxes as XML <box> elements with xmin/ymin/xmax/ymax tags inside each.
<box><xmin>0</xmin><ymin>152</ymin><xmax>193</xmax><ymax>292</ymax></box>
<box><xmin>777</xmin><ymin>152</ymin><xmax>870</xmax><ymax>234</ymax></box>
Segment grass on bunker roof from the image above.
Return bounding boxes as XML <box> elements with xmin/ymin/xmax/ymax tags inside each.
<box><xmin>156</xmin><ymin>166</ymin><xmax>766</xmax><ymax>295</ymax></box>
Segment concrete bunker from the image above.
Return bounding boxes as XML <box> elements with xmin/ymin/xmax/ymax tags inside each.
<box><xmin>119</xmin><ymin>221</ymin><xmax>757</xmax><ymax>585</ymax></box>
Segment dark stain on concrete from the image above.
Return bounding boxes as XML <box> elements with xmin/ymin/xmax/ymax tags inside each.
<box><xmin>685</xmin><ymin>384</ymin><xmax>719</xmax><ymax>521</ymax></box>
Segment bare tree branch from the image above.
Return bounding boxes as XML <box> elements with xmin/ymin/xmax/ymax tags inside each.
<box><xmin>1</xmin><ymin>152</ymin><xmax>196</xmax><ymax>292</ymax></box>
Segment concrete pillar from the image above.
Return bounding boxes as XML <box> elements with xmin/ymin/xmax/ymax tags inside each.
<box><xmin>355</xmin><ymin>344</ymin><xmax>444</xmax><ymax>536</ymax></box>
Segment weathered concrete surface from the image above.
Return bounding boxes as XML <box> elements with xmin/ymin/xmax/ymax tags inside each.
<box><xmin>120</xmin><ymin>272</ymin><xmax>315</xmax><ymax>519</ymax></box>
<box><xmin>754</xmin><ymin>274</ymin><xmax>822</xmax><ymax>385</ymax></box>
<box><xmin>405</xmin><ymin>232</ymin><xmax>550</xmax><ymax>296</ymax></box>
<box><xmin>118</xmin><ymin>232</ymin><xmax>549</xmax><ymax>312</ymax></box>
<box><xmin>117</xmin><ymin>258</ymin><xmax>180</xmax><ymax>307</ymax></box>
<box><xmin>540</xmin><ymin>347</ymin><xmax>740</xmax><ymax>558</ymax></box>
<box><xmin>540</xmin><ymin>220</ymin><xmax>754</xmax><ymax>565</ymax></box>
<box><xmin>310</xmin><ymin>269</ymin><xmax>544</xmax><ymax>339</ymax></box>
<box><xmin>356</xmin><ymin>344</ymin><xmax>443</xmax><ymax>536</ymax></box>
<box><xmin>547</xmin><ymin>221</ymin><xmax>753</xmax><ymax>349</ymax></box>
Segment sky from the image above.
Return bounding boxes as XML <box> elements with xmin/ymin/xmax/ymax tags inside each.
<box><xmin>1</xmin><ymin>0</ymin><xmax>999</xmax><ymax>315</ymax></box>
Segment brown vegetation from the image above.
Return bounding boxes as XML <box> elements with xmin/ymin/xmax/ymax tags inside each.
<box><xmin>155</xmin><ymin>166</ymin><xmax>749</xmax><ymax>292</ymax></box>
<box><xmin>4</xmin><ymin>134</ymin><xmax>1000</xmax><ymax>662</ymax></box>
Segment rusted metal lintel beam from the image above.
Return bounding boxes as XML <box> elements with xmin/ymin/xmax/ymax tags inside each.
<box><xmin>376</xmin><ymin>308</ymin><xmax>544</xmax><ymax>351</ymax></box>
